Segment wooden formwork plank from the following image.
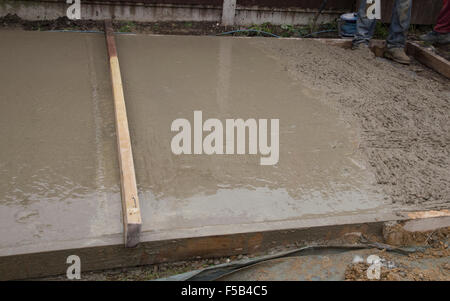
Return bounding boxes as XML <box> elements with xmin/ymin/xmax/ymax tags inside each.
<box><xmin>2</xmin><ymin>208</ymin><xmax>449</xmax><ymax>279</ymax></box>
<box><xmin>404</xmin><ymin>209</ymin><xmax>450</xmax><ymax>219</ymax></box>
<box><xmin>310</xmin><ymin>39</ymin><xmax>450</xmax><ymax>78</ymax></box>
<box><xmin>406</xmin><ymin>41</ymin><xmax>450</xmax><ymax>79</ymax></box>
<box><xmin>104</xmin><ymin>20</ymin><xmax>142</xmax><ymax>247</ymax></box>
<box><xmin>0</xmin><ymin>221</ymin><xmax>386</xmax><ymax>280</ymax></box>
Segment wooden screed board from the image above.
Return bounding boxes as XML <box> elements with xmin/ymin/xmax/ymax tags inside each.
<box><xmin>104</xmin><ymin>21</ymin><xmax>142</xmax><ymax>247</ymax></box>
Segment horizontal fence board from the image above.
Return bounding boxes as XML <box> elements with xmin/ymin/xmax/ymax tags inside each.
<box><xmin>14</xmin><ymin>1</ymin><xmax>443</xmax><ymax>25</ymax></box>
<box><xmin>237</xmin><ymin>0</ymin><xmax>355</xmax><ymax>10</ymax></box>
<box><xmin>380</xmin><ymin>0</ymin><xmax>443</xmax><ymax>25</ymax></box>
<box><xmin>42</xmin><ymin>0</ymin><xmax>223</xmax><ymax>5</ymax></box>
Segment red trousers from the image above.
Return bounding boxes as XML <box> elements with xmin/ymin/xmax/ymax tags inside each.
<box><xmin>435</xmin><ymin>0</ymin><xmax>450</xmax><ymax>33</ymax></box>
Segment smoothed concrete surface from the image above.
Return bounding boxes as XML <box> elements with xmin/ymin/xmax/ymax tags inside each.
<box><xmin>0</xmin><ymin>31</ymin><xmax>122</xmax><ymax>256</ymax></box>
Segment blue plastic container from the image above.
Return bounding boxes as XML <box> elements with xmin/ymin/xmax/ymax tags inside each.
<box><xmin>338</xmin><ymin>13</ymin><xmax>358</xmax><ymax>37</ymax></box>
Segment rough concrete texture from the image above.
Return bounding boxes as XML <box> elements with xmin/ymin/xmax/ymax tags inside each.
<box><xmin>253</xmin><ymin>38</ymin><xmax>450</xmax><ymax>211</ymax></box>
<box><xmin>0</xmin><ymin>31</ymin><xmax>122</xmax><ymax>256</ymax></box>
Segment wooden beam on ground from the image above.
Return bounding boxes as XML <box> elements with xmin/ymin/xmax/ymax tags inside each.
<box><xmin>406</xmin><ymin>41</ymin><xmax>450</xmax><ymax>79</ymax></box>
<box><xmin>403</xmin><ymin>209</ymin><xmax>450</xmax><ymax>219</ymax></box>
<box><xmin>303</xmin><ymin>38</ymin><xmax>449</xmax><ymax>77</ymax></box>
<box><xmin>1</xmin><ymin>208</ymin><xmax>448</xmax><ymax>280</ymax></box>
<box><xmin>314</xmin><ymin>38</ymin><xmax>352</xmax><ymax>48</ymax></box>
<box><xmin>312</xmin><ymin>38</ymin><xmax>386</xmax><ymax>56</ymax></box>
<box><xmin>0</xmin><ymin>221</ymin><xmax>387</xmax><ymax>280</ymax></box>
<box><xmin>104</xmin><ymin>20</ymin><xmax>142</xmax><ymax>248</ymax></box>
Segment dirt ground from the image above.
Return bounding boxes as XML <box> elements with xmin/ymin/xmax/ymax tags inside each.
<box><xmin>345</xmin><ymin>232</ymin><xmax>450</xmax><ymax>281</ymax></box>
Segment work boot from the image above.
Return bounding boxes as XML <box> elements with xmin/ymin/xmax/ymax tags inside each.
<box><xmin>420</xmin><ymin>31</ymin><xmax>450</xmax><ymax>45</ymax></box>
<box><xmin>384</xmin><ymin>47</ymin><xmax>411</xmax><ymax>65</ymax></box>
<box><xmin>352</xmin><ymin>42</ymin><xmax>375</xmax><ymax>59</ymax></box>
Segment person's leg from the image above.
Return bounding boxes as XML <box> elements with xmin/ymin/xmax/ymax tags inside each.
<box><xmin>353</xmin><ymin>0</ymin><xmax>377</xmax><ymax>47</ymax></box>
<box><xmin>386</xmin><ymin>0</ymin><xmax>412</xmax><ymax>49</ymax></box>
<box><xmin>420</xmin><ymin>0</ymin><xmax>450</xmax><ymax>44</ymax></box>
<box><xmin>383</xmin><ymin>0</ymin><xmax>412</xmax><ymax>64</ymax></box>
<box><xmin>434</xmin><ymin>0</ymin><xmax>450</xmax><ymax>33</ymax></box>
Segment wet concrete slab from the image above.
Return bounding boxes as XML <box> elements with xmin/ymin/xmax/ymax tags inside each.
<box><xmin>0</xmin><ymin>31</ymin><xmax>422</xmax><ymax>280</ymax></box>
<box><xmin>0</xmin><ymin>32</ymin><xmax>405</xmax><ymax>264</ymax></box>
<box><xmin>0</xmin><ymin>31</ymin><xmax>122</xmax><ymax>256</ymax></box>
<box><xmin>116</xmin><ymin>35</ymin><xmax>400</xmax><ymax>242</ymax></box>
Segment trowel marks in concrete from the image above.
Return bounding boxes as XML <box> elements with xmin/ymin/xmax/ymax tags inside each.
<box><xmin>117</xmin><ymin>35</ymin><xmax>394</xmax><ymax>240</ymax></box>
<box><xmin>0</xmin><ymin>31</ymin><xmax>121</xmax><ymax>256</ymax></box>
